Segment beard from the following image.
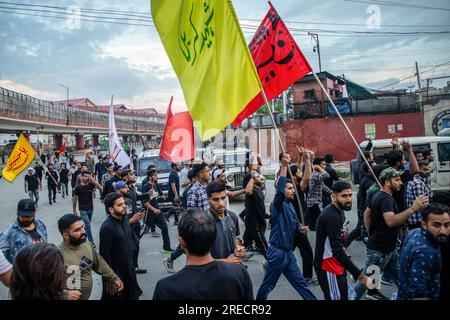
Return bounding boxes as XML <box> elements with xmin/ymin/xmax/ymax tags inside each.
<box><xmin>69</xmin><ymin>234</ymin><xmax>86</xmax><ymax>246</ymax></box>
<box><xmin>337</xmin><ymin>202</ymin><xmax>352</xmax><ymax>211</ymax></box>
<box><xmin>426</xmin><ymin>229</ymin><xmax>448</xmax><ymax>243</ymax></box>
<box><xmin>420</xmin><ymin>173</ymin><xmax>430</xmax><ymax>179</ymax></box>
<box><xmin>18</xmin><ymin>218</ymin><xmax>34</xmax><ymax>228</ymax></box>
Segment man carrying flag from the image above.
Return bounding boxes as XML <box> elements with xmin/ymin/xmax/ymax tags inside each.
<box><xmin>233</xmin><ymin>1</ymin><xmax>312</xmax><ymax>127</ymax></box>
<box><xmin>151</xmin><ymin>0</ymin><xmax>262</xmax><ymax>141</ymax></box>
<box><xmin>2</xmin><ymin>134</ymin><xmax>36</xmax><ymax>183</ymax></box>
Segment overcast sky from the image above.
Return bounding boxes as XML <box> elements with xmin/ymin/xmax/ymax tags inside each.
<box><xmin>0</xmin><ymin>0</ymin><xmax>449</xmax><ymax>113</ymax></box>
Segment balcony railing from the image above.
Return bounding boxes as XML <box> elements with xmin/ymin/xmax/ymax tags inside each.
<box><xmin>0</xmin><ymin>87</ymin><xmax>164</xmax><ymax>132</ymax></box>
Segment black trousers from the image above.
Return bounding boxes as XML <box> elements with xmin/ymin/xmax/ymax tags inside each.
<box><xmin>315</xmin><ymin>267</ymin><xmax>348</xmax><ymax>300</ymax></box>
<box><xmin>305</xmin><ymin>205</ymin><xmax>321</xmax><ymax>230</ymax></box>
<box><xmin>47</xmin><ymin>184</ymin><xmax>57</xmax><ymax>202</ymax></box>
<box><xmin>293</xmin><ymin>232</ymin><xmax>314</xmax><ymax>279</ymax></box>
<box><xmin>243</xmin><ymin>224</ymin><xmax>268</xmax><ymax>257</ymax></box>
<box><xmin>147</xmin><ymin>212</ymin><xmax>171</xmax><ymax>250</ymax></box>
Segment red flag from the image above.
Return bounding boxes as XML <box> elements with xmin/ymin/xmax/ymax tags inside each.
<box><xmin>232</xmin><ymin>2</ymin><xmax>312</xmax><ymax>127</ymax></box>
<box><xmin>159</xmin><ymin>97</ymin><xmax>195</xmax><ymax>162</ymax></box>
<box><xmin>58</xmin><ymin>141</ymin><xmax>66</xmax><ymax>154</ymax></box>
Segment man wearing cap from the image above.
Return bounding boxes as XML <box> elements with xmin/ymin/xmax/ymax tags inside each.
<box><xmin>213</xmin><ymin>168</ymin><xmax>246</xmax><ymax>199</ymax></box>
<box><xmin>0</xmin><ymin>199</ymin><xmax>48</xmax><ymax>263</ymax></box>
<box><xmin>24</xmin><ymin>167</ymin><xmax>40</xmax><ymax>207</ymax></box>
<box><xmin>354</xmin><ymin>167</ymin><xmax>429</xmax><ymax>300</ymax></box>
<box><xmin>73</xmin><ymin>170</ymin><xmax>103</xmax><ymax>246</ymax></box>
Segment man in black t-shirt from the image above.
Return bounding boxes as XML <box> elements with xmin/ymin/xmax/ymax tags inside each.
<box><xmin>354</xmin><ymin>167</ymin><xmax>428</xmax><ymax>300</ymax></box>
<box><xmin>73</xmin><ymin>170</ymin><xmax>102</xmax><ymax>246</ymax></box>
<box><xmin>24</xmin><ymin>167</ymin><xmax>40</xmax><ymax>207</ymax></box>
<box><xmin>153</xmin><ymin>209</ymin><xmax>253</xmax><ymax>300</ymax></box>
<box><xmin>59</xmin><ymin>163</ymin><xmax>70</xmax><ymax>198</ymax></box>
<box><xmin>33</xmin><ymin>161</ymin><xmax>44</xmax><ymax>190</ymax></box>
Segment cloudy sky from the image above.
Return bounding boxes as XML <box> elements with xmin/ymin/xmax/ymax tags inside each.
<box><xmin>0</xmin><ymin>0</ymin><xmax>449</xmax><ymax>113</ymax></box>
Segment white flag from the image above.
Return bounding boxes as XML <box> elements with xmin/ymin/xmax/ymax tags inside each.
<box><xmin>108</xmin><ymin>96</ymin><xmax>131</xmax><ymax>167</ymax></box>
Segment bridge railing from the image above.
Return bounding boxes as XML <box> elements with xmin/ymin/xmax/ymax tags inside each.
<box><xmin>0</xmin><ymin>87</ymin><xmax>164</xmax><ymax>132</ymax></box>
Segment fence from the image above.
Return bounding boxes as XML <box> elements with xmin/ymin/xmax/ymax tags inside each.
<box><xmin>0</xmin><ymin>87</ymin><xmax>164</xmax><ymax>133</ymax></box>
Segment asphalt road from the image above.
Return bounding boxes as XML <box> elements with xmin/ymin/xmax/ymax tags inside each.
<box><xmin>0</xmin><ymin>159</ymin><xmax>396</xmax><ymax>300</ymax></box>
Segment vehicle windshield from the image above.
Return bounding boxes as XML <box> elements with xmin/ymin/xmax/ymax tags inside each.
<box><xmin>438</xmin><ymin>142</ymin><xmax>450</xmax><ymax>162</ymax></box>
<box><xmin>138</xmin><ymin>157</ymin><xmax>171</xmax><ymax>176</ymax></box>
<box><xmin>215</xmin><ymin>153</ymin><xmax>247</xmax><ymax>167</ymax></box>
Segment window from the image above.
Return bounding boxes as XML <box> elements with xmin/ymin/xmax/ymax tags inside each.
<box><xmin>438</xmin><ymin>142</ymin><xmax>450</xmax><ymax>162</ymax></box>
<box><xmin>137</xmin><ymin>157</ymin><xmax>171</xmax><ymax>176</ymax></box>
<box><xmin>304</xmin><ymin>89</ymin><xmax>315</xmax><ymax>99</ymax></box>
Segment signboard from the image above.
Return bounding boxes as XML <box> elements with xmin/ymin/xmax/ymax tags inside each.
<box><xmin>365</xmin><ymin>123</ymin><xmax>376</xmax><ymax>139</ymax></box>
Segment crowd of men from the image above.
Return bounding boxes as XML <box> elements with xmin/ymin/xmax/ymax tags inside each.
<box><xmin>0</xmin><ymin>137</ymin><xmax>449</xmax><ymax>300</ymax></box>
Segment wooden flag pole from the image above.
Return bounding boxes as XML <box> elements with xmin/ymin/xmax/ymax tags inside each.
<box><xmin>259</xmin><ymin>88</ymin><xmax>306</xmax><ymax>225</ymax></box>
<box><xmin>311</xmin><ymin>71</ymin><xmax>381</xmax><ymax>188</ymax></box>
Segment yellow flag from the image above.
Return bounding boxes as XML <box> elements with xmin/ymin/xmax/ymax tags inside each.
<box><xmin>151</xmin><ymin>0</ymin><xmax>262</xmax><ymax>141</ymax></box>
<box><xmin>2</xmin><ymin>134</ymin><xmax>36</xmax><ymax>183</ymax></box>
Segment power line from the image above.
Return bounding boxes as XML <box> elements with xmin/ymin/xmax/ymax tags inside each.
<box><xmin>345</xmin><ymin>0</ymin><xmax>450</xmax><ymax>11</ymax></box>
<box><xmin>374</xmin><ymin>60</ymin><xmax>450</xmax><ymax>90</ymax></box>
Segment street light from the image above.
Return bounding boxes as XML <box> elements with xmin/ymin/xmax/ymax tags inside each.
<box><xmin>59</xmin><ymin>84</ymin><xmax>69</xmax><ymax>108</ymax></box>
<box><xmin>308</xmin><ymin>32</ymin><xmax>322</xmax><ymax>72</ymax></box>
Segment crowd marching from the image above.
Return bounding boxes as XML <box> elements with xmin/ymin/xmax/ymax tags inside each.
<box><xmin>0</xmin><ymin>136</ymin><xmax>449</xmax><ymax>301</ymax></box>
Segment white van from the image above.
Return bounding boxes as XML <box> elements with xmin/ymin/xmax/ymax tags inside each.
<box><xmin>350</xmin><ymin>136</ymin><xmax>450</xmax><ymax>191</ymax></box>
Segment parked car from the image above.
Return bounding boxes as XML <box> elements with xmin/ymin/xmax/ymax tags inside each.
<box><xmin>350</xmin><ymin>136</ymin><xmax>450</xmax><ymax>191</ymax></box>
<box><xmin>136</xmin><ymin>149</ymin><xmax>171</xmax><ymax>194</ymax></box>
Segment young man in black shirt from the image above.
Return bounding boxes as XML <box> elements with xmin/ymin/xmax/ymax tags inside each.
<box><xmin>73</xmin><ymin>170</ymin><xmax>102</xmax><ymax>246</ymax></box>
<box><xmin>59</xmin><ymin>163</ymin><xmax>69</xmax><ymax>198</ymax></box>
<box><xmin>323</xmin><ymin>153</ymin><xmax>339</xmax><ymax>207</ymax></box>
<box><xmin>242</xmin><ymin>165</ymin><xmax>267</xmax><ymax>257</ymax></box>
<box><xmin>153</xmin><ymin>209</ymin><xmax>253</xmax><ymax>300</ymax></box>
<box><xmin>314</xmin><ymin>181</ymin><xmax>369</xmax><ymax>300</ymax></box>
<box><xmin>33</xmin><ymin>161</ymin><xmax>44</xmax><ymax>190</ymax></box>
<box><xmin>354</xmin><ymin>167</ymin><xmax>428</xmax><ymax>300</ymax></box>
<box><xmin>45</xmin><ymin>163</ymin><xmax>59</xmax><ymax>205</ymax></box>
<box><xmin>24</xmin><ymin>167</ymin><xmax>40</xmax><ymax>207</ymax></box>
<box><xmin>100</xmin><ymin>192</ymin><xmax>142</xmax><ymax>300</ymax></box>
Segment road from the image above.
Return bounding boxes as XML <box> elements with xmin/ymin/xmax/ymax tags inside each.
<box><xmin>0</xmin><ymin>156</ymin><xmax>395</xmax><ymax>300</ymax></box>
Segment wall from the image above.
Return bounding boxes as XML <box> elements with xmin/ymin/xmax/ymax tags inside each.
<box><xmin>282</xmin><ymin>112</ymin><xmax>425</xmax><ymax>161</ymax></box>
<box><xmin>423</xmin><ymin>97</ymin><xmax>450</xmax><ymax>135</ymax></box>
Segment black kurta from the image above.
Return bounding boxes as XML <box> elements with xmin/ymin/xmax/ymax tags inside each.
<box><xmin>99</xmin><ymin>214</ymin><xmax>142</xmax><ymax>300</ymax></box>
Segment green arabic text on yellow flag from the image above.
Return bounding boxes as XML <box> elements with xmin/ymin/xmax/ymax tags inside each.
<box><xmin>151</xmin><ymin>0</ymin><xmax>262</xmax><ymax>141</ymax></box>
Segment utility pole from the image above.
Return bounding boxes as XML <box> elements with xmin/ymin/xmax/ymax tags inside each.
<box><xmin>415</xmin><ymin>61</ymin><xmax>422</xmax><ymax>91</ymax></box>
<box><xmin>308</xmin><ymin>32</ymin><xmax>322</xmax><ymax>72</ymax></box>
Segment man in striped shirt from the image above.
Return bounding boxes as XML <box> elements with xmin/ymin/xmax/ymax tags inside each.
<box><xmin>187</xmin><ymin>163</ymin><xmax>211</xmax><ymax>212</ymax></box>
<box><xmin>406</xmin><ymin>161</ymin><xmax>430</xmax><ymax>229</ymax></box>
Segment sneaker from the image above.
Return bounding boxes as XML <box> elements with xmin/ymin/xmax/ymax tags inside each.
<box><xmin>161</xmin><ymin>248</ymin><xmax>174</xmax><ymax>254</ymax></box>
<box><xmin>381</xmin><ymin>277</ymin><xmax>397</xmax><ymax>287</ymax></box>
<box><xmin>306</xmin><ymin>277</ymin><xmax>319</xmax><ymax>286</ymax></box>
<box><xmin>135</xmin><ymin>268</ymin><xmax>147</xmax><ymax>274</ymax></box>
<box><xmin>366</xmin><ymin>290</ymin><xmax>389</xmax><ymax>301</ymax></box>
<box><xmin>49</xmin><ymin>201</ymin><xmax>52</xmax><ymax>205</ymax></box>
<box><xmin>163</xmin><ymin>258</ymin><xmax>175</xmax><ymax>273</ymax></box>
<box><xmin>151</xmin><ymin>231</ymin><xmax>161</xmax><ymax>238</ymax></box>
<box><xmin>53</xmin><ymin>199</ymin><xmax>56</xmax><ymax>203</ymax></box>
<box><xmin>262</xmin><ymin>260</ymin><xmax>268</xmax><ymax>272</ymax></box>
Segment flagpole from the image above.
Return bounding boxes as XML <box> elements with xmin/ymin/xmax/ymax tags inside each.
<box><xmin>260</xmin><ymin>89</ymin><xmax>306</xmax><ymax>225</ymax></box>
<box><xmin>311</xmin><ymin>71</ymin><xmax>381</xmax><ymax>188</ymax></box>
<box><xmin>32</xmin><ymin>148</ymin><xmax>59</xmax><ymax>188</ymax></box>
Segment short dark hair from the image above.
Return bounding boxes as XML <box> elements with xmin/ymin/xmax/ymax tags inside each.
<box><xmin>171</xmin><ymin>162</ymin><xmax>179</xmax><ymax>169</ymax></box>
<box><xmin>313</xmin><ymin>157</ymin><xmax>324</xmax><ymax>165</ymax></box>
<box><xmin>386</xmin><ymin>150</ymin><xmax>403</xmax><ymax>167</ymax></box>
<box><xmin>57</xmin><ymin>214</ymin><xmax>83</xmax><ymax>234</ymax></box>
<box><xmin>413</xmin><ymin>149</ymin><xmax>423</xmax><ymax>156</ymax></box>
<box><xmin>148</xmin><ymin>170</ymin><xmax>157</xmax><ymax>179</ymax></box>
<box><xmin>187</xmin><ymin>169</ymin><xmax>195</xmax><ymax>181</ymax></box>
<box><xmin>113</xmin><ymin>165</ymin><xmax>122</xmax><ymax>172</ymax></box>
<box><xmin>285</xmin><ymin>179</ymin><xmax>294</xmax><ymax>186</ymax></box>
<box><xmin>105</xmin><ymin>163</ymin><xmax>113</xmax><ymax>168</ymax></box>
<box><xmin>289</xmin><ymin>164</ymin><xmax>300</xmax><ymax>176</ymax></box>
<box><xmin>417</xmin><ymin>160</ymin><xmax>428</xmax><ymax>169</ymax></box>
<box><xmin>363</xmin><ymin>150</ymin><xmax>372</xmax><ymax>160</ymax></box>
<box><xmin>192</xmin><ymin>162</ymin><xmax>208</xmax><ymax>177</ymax></box>
<box><xmin>432</xmin><ymin>190</ymin><xmax>450</xmax><ymax>206</ymax></box>
<box><xmin>81</xmin><ymin>170</ymin><xmax>91</xmax><ymax>176</ymax></box>
<box><xmin>331</xmin><ymin>180</ymin><xmax>351</xmax><ymax>193</ymax></box>
<box><xmin>279</xmin><ymin>152</ymin><xmax>284</xmax><ymax>162</ymax></box>
<box><xmin>324</xmin><ymin>154</ymin><xmax>334</xmax><ymax>164</ymax></box>
<box><xmin>104</xmin><ymin>192</ymin><xmax>123</xmax><ymax>215</ymax></box>
<box><xmin>421</xmin><ymin>203</ymin><xmax>450</xmax><ymax>222</ymax></box>
<box><xmin>422</xmin><ymin>148</ymin><xmax>432</xmax><ymax>159</ymax></box>
<box><xmin>178</xmin><ymin>209</ymin><xmax>216</xmax><ymax>257</ymax></box>
<box><xmin>206</xmin><ymin>181</ymin><xmax>226</xmax><ymax>197</ymax></box>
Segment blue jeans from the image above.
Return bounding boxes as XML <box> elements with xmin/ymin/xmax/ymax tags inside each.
<box><xmin>80</xmin><ymin>210</ymin><xmax>94</xmax><ymax>244</ymax></box>
<box><xmin>171</xmin><ymin>244</ymin><xmax>184</xmax><ymax>261</ymax></box>
<box><xmin>256</xmin><ymin>245</ymin><xmax>317</xmax><ymax>300</ymax></box>
<box><xmin>28</xmin><ymin>190</ymin><xmax>39</xmax><ymax>204</ymax></box>
<box><xmin>354</xmin><ymin>248</ymin><xmax>400</xmax><ymax>300</ymax></box>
